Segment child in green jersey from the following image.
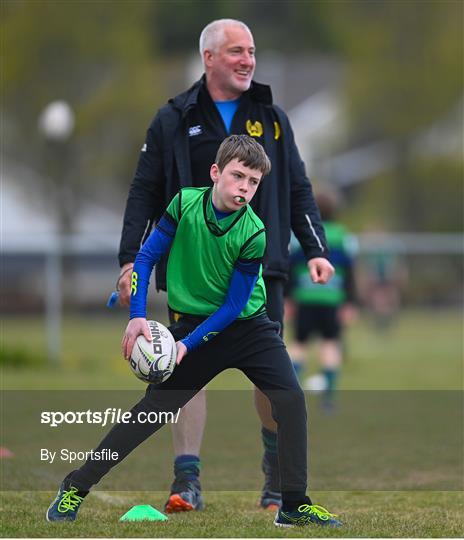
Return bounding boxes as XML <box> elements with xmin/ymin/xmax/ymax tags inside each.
<box><xmin>47</xmin><ymin>135</ymin><xmax>340</xmax><ymax>528</ymax></box>
<box><xmin>287</xmin><ymin>189</ymin><xmax>358</xmax><ymax>410</ymax></box>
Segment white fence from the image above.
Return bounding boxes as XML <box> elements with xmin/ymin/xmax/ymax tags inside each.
<box><xmin>2</xmin><ymin>233</ymin><xmax>463</xmax><ymax>363</ymax></box>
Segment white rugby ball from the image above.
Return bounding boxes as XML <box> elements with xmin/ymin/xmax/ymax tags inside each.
<box><xmin>129</xmin><ymin>320</ymin><xmax>176</xmax><ymax>384</ymax></box>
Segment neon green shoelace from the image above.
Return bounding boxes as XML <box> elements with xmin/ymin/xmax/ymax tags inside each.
<box><xmin>297</xmin><ymin>504</ymin><xmax>337</xmax><ymax>521</ymax></box>
<box><xmin>57</xmin><ymin>488</ymin><xmax>84</xmax><ymax>513</ymax></box>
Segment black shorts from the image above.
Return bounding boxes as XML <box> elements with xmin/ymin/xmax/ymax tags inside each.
<box><xmin>72</xmin><ymin>313</ymin><xmax>308</xmax><ymax>494</ymax></box>
<box><xmin>295</xmin><ymin>304</ymin><xmax>340</xmax><ymax>342</ymax></box>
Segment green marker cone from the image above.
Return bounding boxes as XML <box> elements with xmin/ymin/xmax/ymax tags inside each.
<box><xmin>120</xmin><ymin>504</ymin><xmax>168</xmax><ymax>522</ymax></box>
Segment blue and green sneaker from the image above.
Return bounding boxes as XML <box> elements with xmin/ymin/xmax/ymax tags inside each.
<box><xmin>274</xmin><ymin>503</ymin><xmax>341</xmax><ymax>528</ymax></box>
<box><xmin>46</xmin><ymin>474</ymin><xmax>88</xmax><ymax>522</ymax></box>
<box><xmin>165</xmin><ymin>473</ymin><xmax>204</xmax><ymax>513</ymax></box>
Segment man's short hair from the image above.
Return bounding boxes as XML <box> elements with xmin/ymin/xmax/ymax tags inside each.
<box><xmin>215</xmin><ymin>135</ymin><xmax>271</xmax><ymax>177</ymax></box>
<box><xmin>199</xmin><ymin>19</ymin><xmax>252</xmax><ymax>57</ymax></box>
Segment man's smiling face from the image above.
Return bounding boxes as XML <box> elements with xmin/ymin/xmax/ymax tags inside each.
<box><xmin>204</xmin><ymin>25</ymin><xmax>256</xmax><ymax>100</ymax></box>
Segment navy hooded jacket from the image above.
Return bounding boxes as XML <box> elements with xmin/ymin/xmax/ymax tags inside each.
<box><xmin>119</xmin><ymin>76</ymin><xmax>327</xmax><ymax>290</ymax></box>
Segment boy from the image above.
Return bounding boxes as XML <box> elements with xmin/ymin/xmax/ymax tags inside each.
<box><xmin>287</xmin><ymin>190</ymin><xmax>357</xmax><ymax>411</ymax></box>
<box><xmin>46</xmin><ymin>135</ymin><xmax>340</xmax><ymax>528</ymax></box>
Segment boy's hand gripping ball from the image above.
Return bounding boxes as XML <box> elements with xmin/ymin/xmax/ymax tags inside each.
<box><xmin>130</xmin><ymin>321</ymin><xmax>176</xmax><ymax>384</ymax></box>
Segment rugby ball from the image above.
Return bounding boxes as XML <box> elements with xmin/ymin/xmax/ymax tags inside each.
<box><xmin>129</xmin><ymin>320</ymin><xmax>177</xmax><ymax>384</ymax></box>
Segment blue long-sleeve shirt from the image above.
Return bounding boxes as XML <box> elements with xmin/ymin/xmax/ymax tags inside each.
<box><xmin>130</xmin><ymin>214</ymin><xmax>259</xmax><ymax>352</ymax></box>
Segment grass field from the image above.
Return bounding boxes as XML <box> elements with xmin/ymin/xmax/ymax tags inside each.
<box><xmin>1</xmin><ymin>491</ymin><xmax>463</xmax><ymax>538</ymax></box>
<box><xmin>1</xmin><ymin>309</ymin><xmax>463</xmax><ymax>537</ymax></box>
<box><xmin>2</xmin><ymin>309</ymin><xmax>462</xmax><ymax>390</ymax></box>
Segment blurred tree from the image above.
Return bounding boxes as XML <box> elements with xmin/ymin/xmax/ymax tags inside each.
<box><xmin>3</xmin><ymin>0</ymin><xmax>462</xmax><ymax>236</ymax></box>
<box><xmin>334</xmin><ymin>0</ymin><xmax>462</xmax><ymax>139</ymax></box>
<box><xmin>328</xmin><ymin>0</ymin><xmax>463</xmax><ymax>231</ymax></box>
<box><xmin>2</xmin><ymin>0</ymin><xmax>163</xmax><ymax>234</ymax></box>
<box><xmin>153</xmin><ymin>0</ymin><xmax>340</xmax><ymax>55</ymax></box>
<box><xmin>341</xmin><ymin>160</ymin><xmax>463</xmax><ymax>232</ymax></box>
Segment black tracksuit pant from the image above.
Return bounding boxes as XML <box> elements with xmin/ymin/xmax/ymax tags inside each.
<box><xmin>71</xmin><ymin>314</ymin><xmax>307</xmax><ymax>499</ymax></box>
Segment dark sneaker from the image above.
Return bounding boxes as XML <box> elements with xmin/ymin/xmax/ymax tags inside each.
<box><xmin>274</xmin><ymin>503</ymin><xmax>342</xmax><ymax>528</ymax></box>
<box><xmin>321</xmin><ymin>393</ymin><xmax>337</xmax><ymax>414</ymax></box>
<box><xmin>164</xmin><ymin>476</ymin><xmax>204</xmax><ymax>513</ymax></box>
<box><xmin>46</xmin><ymin>474</ymin><xmax>88</xmax><ymax>522</ymax></box>
<box><xmin>260</xmin><ymin>451</ymin><xmax>281</xmax><ymax>510</ymax></box>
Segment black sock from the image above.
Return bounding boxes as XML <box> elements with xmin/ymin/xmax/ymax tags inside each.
<box><xmin>261</xmin><ymin>426</ymin><xmax>278</xmax><ymax>454</ymax></box>
<box><xmin>174</xmin><ymin>454</ymin><xmax>201</xmax><ymax>481</ymax></box>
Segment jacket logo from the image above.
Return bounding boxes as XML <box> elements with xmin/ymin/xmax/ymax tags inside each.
<box><xmin>274</xmin><ymin>121</ymin><xmax>281</xmax><ymax>140</ymax></box>
<box><xmin>246</xmin><ymin>120</ymin><xmax>263</xmax><ymax>137</ymax></box>
<box><xmin>189</xmin><ymin>125</ymin><xmax>202</xmax><ymax>137</ymax></box>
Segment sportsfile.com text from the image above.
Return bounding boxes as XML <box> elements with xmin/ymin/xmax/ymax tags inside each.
<box><xmin>40</xmin><ymin>408</ymin><xmax>181</xmax><ymax>428</ymax></box>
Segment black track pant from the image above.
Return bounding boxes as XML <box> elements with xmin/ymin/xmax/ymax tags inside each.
<box><xmin>71</xmin><ymin>314</ymin><xmax>307</xmax><ymax>495</ymax></box>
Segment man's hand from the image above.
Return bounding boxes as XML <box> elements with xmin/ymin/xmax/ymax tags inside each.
<box><xmin>176</xmin><ymin>341</ymin><xmax>188</xmax><ymax>365</ymax></box>
<box><xmin>122</xmin><ymin>317</ymin><xmax>151</xmax><ymax>360</ymax></box>
<box><xmin>308</xmin><ymin>257</ymin><xmax>335</xmax><ymax>284</ymax></box>
<box><xmin>118</xmin><ymin>263</ymin><xmax>134</xmax><ymax>307</ymax></box>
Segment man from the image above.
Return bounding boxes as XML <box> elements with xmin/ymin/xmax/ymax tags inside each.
<box><xmin>117</xmin><ymin>18</ymin><xmax>334</xmax><ymax>512</ymax></box>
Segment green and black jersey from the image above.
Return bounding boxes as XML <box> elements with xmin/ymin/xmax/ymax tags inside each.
<box><xmin>290</xmin><ymin>221</ymin><xmax>356</xmax><ymax>306</ymax></box>
<box><xmin>165</xmin><ymin>187</ymin><xmax>267</xmax><ymax>318</ymax></box>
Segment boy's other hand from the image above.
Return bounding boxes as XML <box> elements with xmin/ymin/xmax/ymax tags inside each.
<box><xmin>118</xmin><ymin>263</ymin><xmax>134</xmax><ymax>306</ymax></box>
<box><xmin>176</xmin><ymin>341</ymin><xmax>188</xmax><ymax>365</ymax></box>
<box><xmin>122</xmin><ymin>317</ymin><xmax>151</xmax><ymax>360</ymax></box>
<box><xmin>308</xmin><ymin>258</ymin><xmax>335</xmax><ymax>284</ymax></box>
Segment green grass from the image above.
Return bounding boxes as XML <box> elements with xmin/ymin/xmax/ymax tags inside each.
<box><xmin>1</xmin><ymin>490</ymin><xmax>463</xmax><ymax>537</ymax></box>
<box><xmin>339</xmin><ymin>310</ymin><xmax>463</xmax><ymax>390</ymax></box>
<box><xmin>1</xmin><ymin>309</ymin><xmax>463</xmax><ymax>537</ymax></box>
<box><xmin>1</xmin><ymin>309</ymin><xmax>462</xmax><ymax>390</ymax></box>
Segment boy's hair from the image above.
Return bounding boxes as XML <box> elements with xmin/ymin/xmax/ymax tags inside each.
<box><xmin>315</xmin><ymin>189</ymin><xmax>341</xmax><ymax>221</ymax></box>
<box><xmin>215</xmin><ymin>135</ymin><xmax>271</xmax><ymax>177</ymax></box>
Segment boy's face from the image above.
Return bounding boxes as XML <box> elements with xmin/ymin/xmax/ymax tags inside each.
<box><xmin>210</xmin><ymin>158</ymin><xmax>262</xmax><ymax>212</ymax></box>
